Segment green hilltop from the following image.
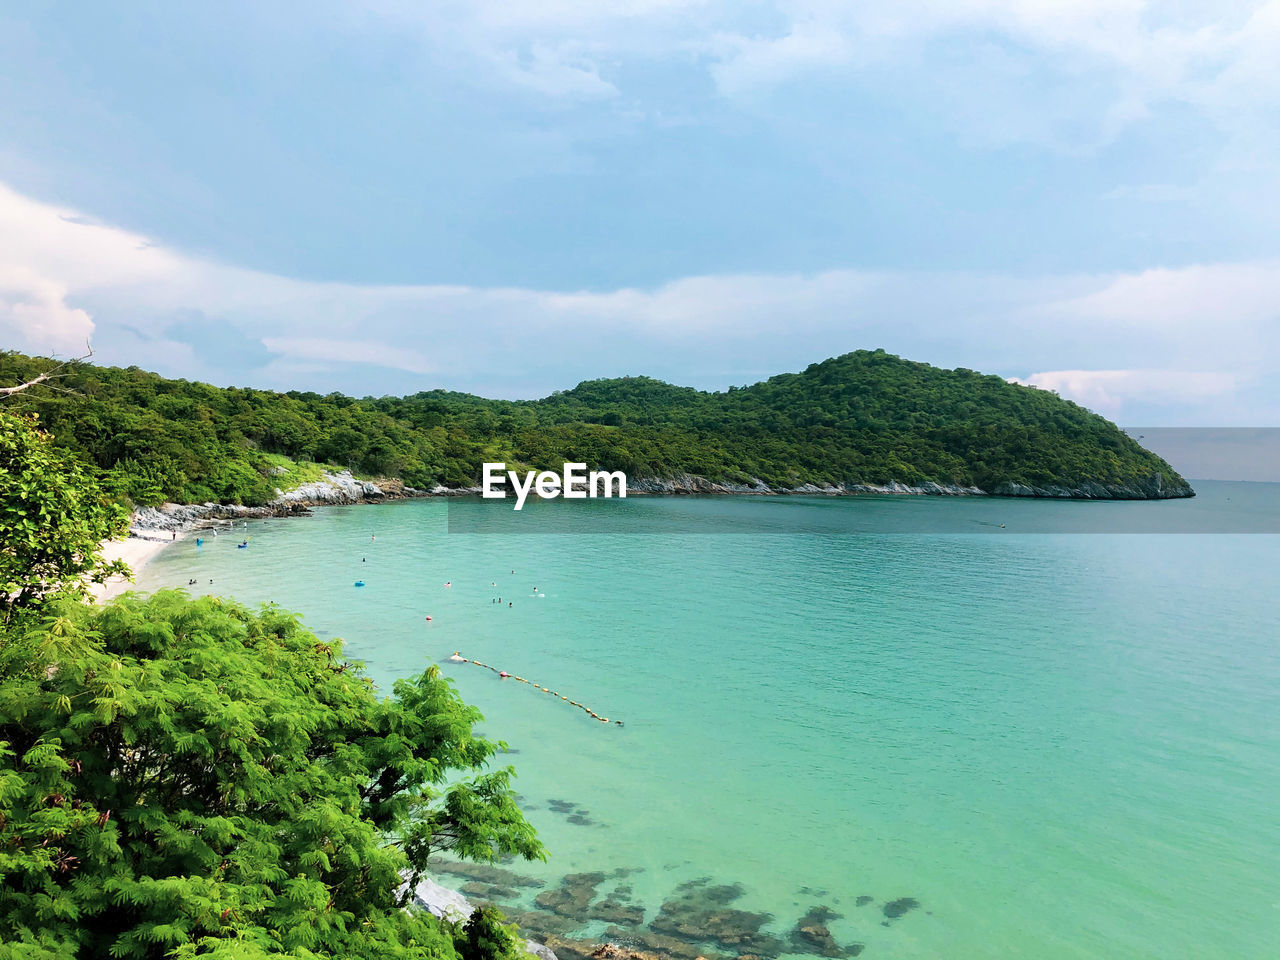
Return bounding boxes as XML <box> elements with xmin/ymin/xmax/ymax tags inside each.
<box><xmin>0</xmin><ymin>348</ymin><xmax>1191</xmax><ymax>505</ymax></box>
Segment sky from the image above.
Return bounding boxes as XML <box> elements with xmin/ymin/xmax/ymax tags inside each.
<box><xmin>1</xmin><ymin>0</ymin><xmax>1278</xmax><ymax>425</ymax></box>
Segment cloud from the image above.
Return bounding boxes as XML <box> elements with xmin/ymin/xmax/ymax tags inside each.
<box><xmin>706</xmin><ymin>1</ymin><xmax>1280</xmax><ymax>142</ymax></box>
<box><xmin>367</xmin><ymin>1</ymin><xmax>1280</xmax><ymax>155</ymax></box>
<box><xmin>260</xmin><ymin>337</ymin><xmax>435</xmax><ymax>375</ymax></box>
<box><xmin>0</xmin><ymin>179</ymin><xmax>1274</xmax><ymax>422</ymax></box>
<box><xmin>1009</xmin><ymin>369</ymin><xmax>1239</xmax><ymax>412</ymax></box>
<box><xmin>0</xmin><ymin>265</ymin><xmax>94</xmax><ymax>355</ymax></box>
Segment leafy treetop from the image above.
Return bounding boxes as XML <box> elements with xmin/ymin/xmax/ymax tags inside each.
<box><xmin>0</xmin><ymin>410</ymin><xmax>129</xmax><ymax>624</ymax></box>
<box><xmin>0</xmin><ymin>591</ymin><xmax>544</xmax><ymax>959</ymax></box>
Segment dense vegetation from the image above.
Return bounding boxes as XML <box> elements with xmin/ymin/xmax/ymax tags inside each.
<box><xmin>0</xmin><ymin>411</ymin><xmax>129</xmax><ymax>624</ymax></box>
<box><xmin>0</xmin><ymin>409</ymin><xmax>543</xmax><ymax>959</ymax></box>
<box><xmin>0</xmin><ymin>349</ymin><xmax>1187</xmax><ymax>507</ymax></box>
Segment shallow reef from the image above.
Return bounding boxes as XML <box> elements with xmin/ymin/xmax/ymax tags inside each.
<box><xmin>439</xmin><ymin>856</ymin><xmax>920</xmax><ymax>960</ymax></box>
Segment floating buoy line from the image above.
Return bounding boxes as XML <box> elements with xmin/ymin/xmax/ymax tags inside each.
<box><xmin>449</xmin><ymin>653</ymin><xmax>622</xmax><ymax>726</ymax></box>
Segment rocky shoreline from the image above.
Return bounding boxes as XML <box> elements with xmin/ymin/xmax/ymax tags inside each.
<box><xmin>625</xmin><ymin>473</ymin><xmax>1194</xmax><ymax>500</ymax></box>
<box><xmin>411</xmin><ymin>859</ymin><xmax>923</xmax><ymax>960</ymax></box>
<box><xmin>126</xmin><ymin>470</ymin><xmax>443</xmax><ymax>535</ymax></box>
<box><xmin>125</xmin><ymin>467</ymin><xmax>1193</xmax><ymax>537</ymax></box>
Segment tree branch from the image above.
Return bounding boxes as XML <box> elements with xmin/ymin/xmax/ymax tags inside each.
<box><xmin>0</xmin><ymin>343</ymin><xmax>93</xmax><ymax>398</ymax></box>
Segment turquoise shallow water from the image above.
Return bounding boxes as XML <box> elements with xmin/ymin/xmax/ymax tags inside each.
<box><xmin>138</xmin><ymin>484</ymin><xmax>1280</xmax><ymax>959</ymax></box>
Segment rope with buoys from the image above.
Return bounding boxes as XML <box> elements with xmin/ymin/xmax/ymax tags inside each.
<box><xmin>447</xmin><ymin>653</ymin><xmax>622</xmax><ymax>726</ymax></box>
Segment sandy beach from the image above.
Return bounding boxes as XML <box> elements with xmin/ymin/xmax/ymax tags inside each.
<box><xmin>90</xmin><ymin>533</ymin><xmax>181</xmax><ymax>602</ymax></box>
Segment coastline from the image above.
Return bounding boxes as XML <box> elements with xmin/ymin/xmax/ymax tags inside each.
<box><xmin>90</xmin><ymin>531</ymin><xmax>182</xmax><ymax>602</ymax></box>
<box><xmin>93</xmin><ymin>461</ymin><xmax>1198</xmax><ymax>603</ymax></box>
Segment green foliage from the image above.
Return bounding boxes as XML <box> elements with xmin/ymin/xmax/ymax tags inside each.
<box><xmin>0</xmin><ymin>348</ymin><xmax>1189</xmax><ymax>504</ymax></box>
<box><xmin>0</xmin><ymin>411</ymin><xmax>129</xmax><ymax>624</ymax></box>
<box><xmin>0</xmin><ymin>592</ymin><xmax>544</xmax><ymax>959</ymax></box>
<box><xmin>459</xmin><ymin>907</ymin><xmax>523</xmax><ymax>960</ymax></box>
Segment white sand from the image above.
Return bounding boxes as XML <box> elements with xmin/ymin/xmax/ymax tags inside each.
<box><xmin>90</xmin><ymin>534</ymin><xmax>180</xmax><ymax>602</ymax></box>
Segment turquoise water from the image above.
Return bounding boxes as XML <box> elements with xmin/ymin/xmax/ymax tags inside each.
<box><xmin>138</xmin><ymin>484</ymin><xmax>1280</xmax><ymax>959</ymax></box>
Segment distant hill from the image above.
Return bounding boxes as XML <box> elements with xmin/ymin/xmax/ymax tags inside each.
<box><xmin>0</xmin><ymin>348</ymin><xmax>1192</xmax><ymax>505</ymax></box>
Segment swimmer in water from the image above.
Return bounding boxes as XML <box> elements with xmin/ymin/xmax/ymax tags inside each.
<box><xmin>444</xmin><ymin>581</ymin><xmax>451</xmax><ymax>588</ymax></box>
<box><xmin>508</xmin><ymin>602</ymin><xmax>512</xmax><ymax>608</ymax></box>
<box><xmin>447</xmin><ymin>651</ymin><xmax>465</xmax><ymax>663</ymax></box>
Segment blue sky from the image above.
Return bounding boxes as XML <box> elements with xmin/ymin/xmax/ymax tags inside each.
<box><xmin>2</xmin><ymin>1</ymin><xmax>1278</xmax><ymax>424</ymax></box>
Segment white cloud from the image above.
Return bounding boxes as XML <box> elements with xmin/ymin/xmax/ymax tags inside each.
<box><xmin>360</xmin><ymin>1</ymin><xmax>1280</xmax><ymax>156</ymax></box>
<box><xmin>261</xmin><ymin>337</ymin><xmax>436</xmax><ymax>375</ymax></box>
<box><xmin>1</xmin><ymin>180</ymin><xmax>1274</xmax><ymax>422</ymax></box>
<box><xmin>1010</xmin><ymin>369</ymin><xmax>1239</xmax><ymax>412</ymax></box>
<box><xmin>0</xmin><ymin>265</ymin><xmax>94</xmax><ymax>355</ymax></box>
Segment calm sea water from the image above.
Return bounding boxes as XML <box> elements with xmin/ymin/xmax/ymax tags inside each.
<box><xmin>137</xmin><ymin>483</ymin><xmax>1280</xmax><ymax>959</ymax></box>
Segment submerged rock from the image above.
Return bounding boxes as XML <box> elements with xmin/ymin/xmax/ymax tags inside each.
<box><xmin>535</xmin><ymin>872</ymin><xmax>607</xmax><ymax>920</ymax></box>
<box><xmin>603</xmin><ymin>926</ymin><xmax>729</xmax><ymax>960</ymax></box>
<box><xmin>881</xmin><ymin>897</ymin><xmax>920</xmax><ymax>920</ymax></box>
<box><xmin>429</xmin><ymin>859</ymin><xmax>545</xmax><ymax>888</ymax></box>
<box><xmin>790</xmin><ymin>906</ymin><xmax>850</xmax><ymax>958</ymax></box>
<box><xmin>590</xmin><ymin>899</ymin><xmax>646</xmax><ymax>926</ymax></box>
<box><xmin>461</xmin><ymin>881</ymin><xmax>521</xmax><ymax>903</ymax></box>
<box><xmin>504</xmin><ymin>910</ymin><xmax>581</xmax><ymax>940</ymax></box>
<box><xmin>649</xmin><ymin>880</ymin><xmax>782</xmax><ymax>955</ymax></box>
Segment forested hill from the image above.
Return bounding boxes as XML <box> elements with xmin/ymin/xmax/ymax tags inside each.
<box><xmin>0</xmin><ymin>349</ymin><xmax>1192</xmax><ymax>505</ymax></box>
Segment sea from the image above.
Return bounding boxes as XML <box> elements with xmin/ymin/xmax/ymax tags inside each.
<box><xmin>136</xmin><ymin>481</ymin><xmax>1280</xmax><ymax>960</ymax></box>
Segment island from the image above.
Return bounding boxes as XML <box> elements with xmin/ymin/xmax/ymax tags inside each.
<box><xmin>0</xmin><ymin>348</ymin><xmax>1191</xmax><ymax>506</ymax></box>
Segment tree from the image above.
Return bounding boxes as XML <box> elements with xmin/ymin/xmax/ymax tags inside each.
<box><xmin>0</xmin><ymin>411</ymin><xmax>129</xmax><ymax>624</ymax></box>
<box><xmin>462</xmin><ymin>907</ymin><xmax>520</xmax><ymax>960</ymax></box>
<box><xmin>0</xmin><ymin>591</ymin><xmax>544</xmax><ymax>959</ymax></box>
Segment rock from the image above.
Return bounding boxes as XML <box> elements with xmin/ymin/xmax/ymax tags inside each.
<box><xmin>990</xmin><ymin>474</ymin><xmax>1194</xmax><ymax>499</ymax></box>
<box><xmin>407</xmin><ymin>878</ymin><xmax>559</xmax><ymax>960</ymax></box>
<box><xmin>602</xmin><ymin>927</ymin><xmax>729</xmax><ymax>960</ymax></box>
<box><xmin>277</xmin><ymin>470</ymin><xmax>385</xmax><ymax>505</ymax></box>
<box><xmin>461</xmin><ymin>881</ymin><xmax>521</xmax><ymax>902</ymax></box>
<box><xmin>504</xmin><ymin>910</ymin><xmax>580</xmax><ymax>939</ymax></box>
<box><xmin>649</xmin><ymin>881</ymin><xmax>782</xmax><ymax>956</ymax></box>
<box><xmin>527</xmin><ymin>942</ymin><xmax>560</xmax><ymax>960</ymax></box>
<box><xmin>410</xmin><ymin>876</ymin><xmax>474</xmax><ymax>922</ymax></box>
<box><xmin>540</xmin><ymin>935</ymin><xmax>600</xmax><ymax>960</ymax></box>
<box><xmin>535</xmin><ymin>872</ymin><xmax>607</xmax><ymax>921</ymax></box>
<box><xmin>790</xmin><ymin>906</ymin><xmax>852</xmax><ymax>958</ymax></box>
<box><xmin>881</xmin><ymin>897</ymin><xmax>920</xmax><ymax>920</ymax></box>
<box><xmin>625</xmin><ymin>472</ymin><xmax>1192</xmax><ymax>501</ymax></box>
<box><xmin>428</xmin><ymin>859</ymin><xmax>545</xmax><ymax>888</ymax></box>
<box><xmin>590</xmin><ymin>899</ymin><xmax>645</xmax><ymax>926</ymax></box>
